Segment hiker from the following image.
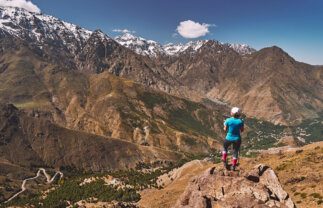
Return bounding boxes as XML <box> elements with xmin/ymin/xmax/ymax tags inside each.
<box><xmin>223</xmin><ymin>107</ymin><xmax>244</xmax><ymax>171</ymax></box>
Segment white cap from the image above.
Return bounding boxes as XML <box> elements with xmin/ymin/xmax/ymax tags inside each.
<box><xmin>231</xmin><ymin>107</ymin><xmax>240</xmax><ymax>115</ymax></box>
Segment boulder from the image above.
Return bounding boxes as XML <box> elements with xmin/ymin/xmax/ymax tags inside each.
<box><xmin>174</xmin><ymin>164</ymin><xmax>295</xmax><ymax>208</ymax></box>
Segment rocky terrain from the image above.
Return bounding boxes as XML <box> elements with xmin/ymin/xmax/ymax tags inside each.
<box><xmin>174</xmin><ymin>164</ymin><xmax>294</xmax><ymax>208</ymax></box>
<box><xmin>241</xmin><ymin>142</ymin><xmax>323</xmax><ymax>208</ymax></box>
<box><xmin>138</xmin><ymin>142</ymin><xmax>323</xmax><ymax>208</ymax></box>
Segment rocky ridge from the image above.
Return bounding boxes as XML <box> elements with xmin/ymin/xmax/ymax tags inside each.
<box><xmin>0</xmin><ymin>6</ymin><xmax>91</xmax><ymax>54</ymax></box>
<box><xmin>175</xmin><ymin>164</ymin><xmax>295</xmax><ymax>208</ymax></box>
<box><xmin>0</xmin><ymin>6</ymin><xmax>254</xmax><ymax>60</ymax></box>
<box><xmin>115</xmin><ymin>33</ymin><xmax>256</xmax><ymax>57</ymax></box>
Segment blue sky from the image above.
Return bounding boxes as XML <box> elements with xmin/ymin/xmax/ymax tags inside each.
<box><xmin>31</xmin><ymin>0</ymin><xmax>323</xmax><ymax>65</ymax></box>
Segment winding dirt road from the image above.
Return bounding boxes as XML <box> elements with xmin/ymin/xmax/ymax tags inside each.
<box><xmin>5</xmin><ymin>168</ymin><xmax>63</xmax><ymax>203</ymax></box>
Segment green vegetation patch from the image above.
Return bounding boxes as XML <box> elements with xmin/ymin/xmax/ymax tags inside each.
<box><xmin>1</xmin><ymin>159</ymin><xmax>195</xmax><ymax>208</ymax></box>
<box><xmin>165</xmin><ymin>101</ymin><xmax>217</xmax><ymax>137</ymax></box>
<box><xmin>300</xmin><ymin>193</ymin><xmax>307</xmax><ymax>199</ymax></box>
<box><xmin>310</xmin><ymin>193</ymin><xmax>322</xmax><ymax>199</ymax></box>
<box><xmin>2</xmin><ymin>179</ymin><xmax>139</xmax><ymax>208</ymax></box>
<box><xmin>138</xmin><ymin>92</ymin><xmax>168</xmax><ymax>109</ymax></box>
<box><xmin>275</xmin><ymin>163</ymin><xmax>288</xmax><ymax>171</ymax></box>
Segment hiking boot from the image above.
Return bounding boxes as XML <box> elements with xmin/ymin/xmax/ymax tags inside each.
<box><xmin>231</xmin><ymin>166</ymin><xmax>236</xmax><ymax>171</ymax></box>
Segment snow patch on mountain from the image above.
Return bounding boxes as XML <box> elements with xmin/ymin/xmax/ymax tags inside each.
<box><xmin>225</xmin><ymin>43</ymin><xmax>256</xmax><ymax>55</ymax></box>
<box><xmin>115</xmin><ymin>33</ymin><xmax>164</xmax><ymax>57</ymax></box>
<box><xmin>163</xmin><ymin>40</ymin><xmax>207</xmax><ymax>56</ymax></box>
<box><xmin>0</xmin><ymin>6</ymin><xmax>92</xmax><ymax>52</ymax></box>
<box><xmin>0</xmin><ymin>6</ymin><xmax>255</xmax><ymax>58</ymax></box>
<box><xmin>114</xmin><ymin>33</ymin><xmax>256</xmax><ymax>57</ymax></box>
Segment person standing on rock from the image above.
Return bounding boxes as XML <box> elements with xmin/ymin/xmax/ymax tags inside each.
<box><xmin>223</xmin><ymin>107</ymin><xmax>244</xmax><ymax>171</ymax></box>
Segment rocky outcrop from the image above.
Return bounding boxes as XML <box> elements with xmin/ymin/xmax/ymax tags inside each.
<box><xmin>174</xmin><ymin>164</ymin><xmax>295</xmax><ymax>208</ymax></box>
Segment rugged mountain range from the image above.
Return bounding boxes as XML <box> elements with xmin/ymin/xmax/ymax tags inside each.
<box><xmin>0</xmin><ymin>7</ymin><xmax>91</xmax><ymax>53</ymax></box>
<box><xmin>0</xmin><ymin>6</ymin><xmax>321</xmax><ymax>124</ymax></box>
<box><xmin>0</xmin><ymin>37</ymin><xmax>228</xmax><ymax>155</ymax></box>
<box><xmin>114</xmin><ymin>33</ymin><xmax>256</xmax><ymax>57</ymax></box>
<box><xmin>161</xmin><ymin>44</ymin><xmax>323</xmax><ymax>124</ymax></box>
<box><xmin>0</xmin><ymin>5</ymin><xmax>322</xmax><ymax>207</ymax></box>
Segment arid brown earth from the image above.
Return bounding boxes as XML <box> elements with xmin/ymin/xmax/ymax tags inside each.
<box><xmin>241</xmin><ymin>142</ymin><xmax>323</xmax><ymax>208</ymax></box>
<box><xmin>160</xmin><ymin>44</ymin><xmax>323</xmax><ymax>124</ymax></box>
<box><xmin>0</xmin><ymin>37</ymin><xmax>226</xmax><ymax>155</ymax></box>
<box><xmin>138</xmin><ymin>142</ymin><xmax>323</xmax><ymax>208</ymax></box>
<box><xmin>0</xmin><ymin>103</ymin><xmax>182</xmax><ymax>172</ymax></box>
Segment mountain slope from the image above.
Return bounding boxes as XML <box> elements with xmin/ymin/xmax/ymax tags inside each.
<box><xmin>0</xmin><ymin>103</ymin><xmax>182</xmax><ymax>171</ymax></box>
<box><xmin>0</xmin><ymin>37</ymin><xmax>226</xmax><ymax>155</ymax></box>
<box><xmin>0</xmin><ymin>6</ymin><xmax>91</xmax><ymax>54</ymax></box>
<box><xmin>162</xmin><ymin>44</ymin><xmax>323</xmax><ymax>124</ymax></box>
<box><xmin>210</xmin><ymin>46</ymin><xmax>323</xmax><ymax>124</ymax></box>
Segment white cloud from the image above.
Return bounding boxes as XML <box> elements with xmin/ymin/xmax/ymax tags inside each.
<box><xmin>112</xmin><ymin>29</ymin><xmax>136</xmax><ymax>34</ymax></box>
<box><xmin>0</xmin><ymin>0</ymin><xmax>41</xmax><ymax>13</ymax></box>
<box><xmin>176</xmin><ymin>20</ymin><xmax>214</xmax><ymax>39</ymax></box>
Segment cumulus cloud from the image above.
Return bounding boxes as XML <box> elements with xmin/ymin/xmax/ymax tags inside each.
<box><xmin>176</xmin><ymin>20</ymin><xmax>214</xmax><ymax>39</ymax></box>
<box><xmin>0</xmin><ymin>0</ymin><xmax>41</xmax><ymax>13</ymax></box>
<box><xmin>112</xmin><ymin>29</ymin><xmax>136</xmax><ymax>34</ymax></box>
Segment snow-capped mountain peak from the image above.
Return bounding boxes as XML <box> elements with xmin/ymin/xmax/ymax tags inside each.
<box><xmin>114</xmin><ymin>33</ymin><xmax>256</xmax><ymax>57</ymax></box>
<box><xmin>163</xmin><ymin>40</ymin><xmax>207</xmax><ymax>56</ymax></box>
<box><xmin>0</xmin><ymin>5</ymin><xmax>256</xmax><ymax>59</ymax></box>
<box><xmin>224</xmin><ymin>43</ymin><xmax>256</xmax><ymax>55</ymax></box>
<box><xmin>115</xmin><ymin>33</ymin><xmax>164</xmax><ymax>57</ymax></box>
<box><xmin>0</xmin><ymin>6</ymin><xmax>92</xmax><ymax>53</ymax></box>
<box><xmin>114</xmin><ymin>33</ymin><xmax>211</xmax><ymax>57</ymax></box>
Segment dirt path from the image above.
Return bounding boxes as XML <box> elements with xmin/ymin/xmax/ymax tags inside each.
<box><xmin>5</xmin><ymin>168</ymin><xmax>63</xmax><ymax>203</ymax></box>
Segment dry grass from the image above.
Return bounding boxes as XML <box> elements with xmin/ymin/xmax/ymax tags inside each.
<box><xmin>138</xmin><ymin>142</ymin><xmax>323</xmax><ymax>208</ymax></box>
<box><xmin>137</xmin><ymin>160</ymin><xmax>214</xmax><ymax>208</ymax></box>
<box><xmin>240</xmin><ymin>142</ymin><xmax>323</xmax><ymax>208</ymax></box>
